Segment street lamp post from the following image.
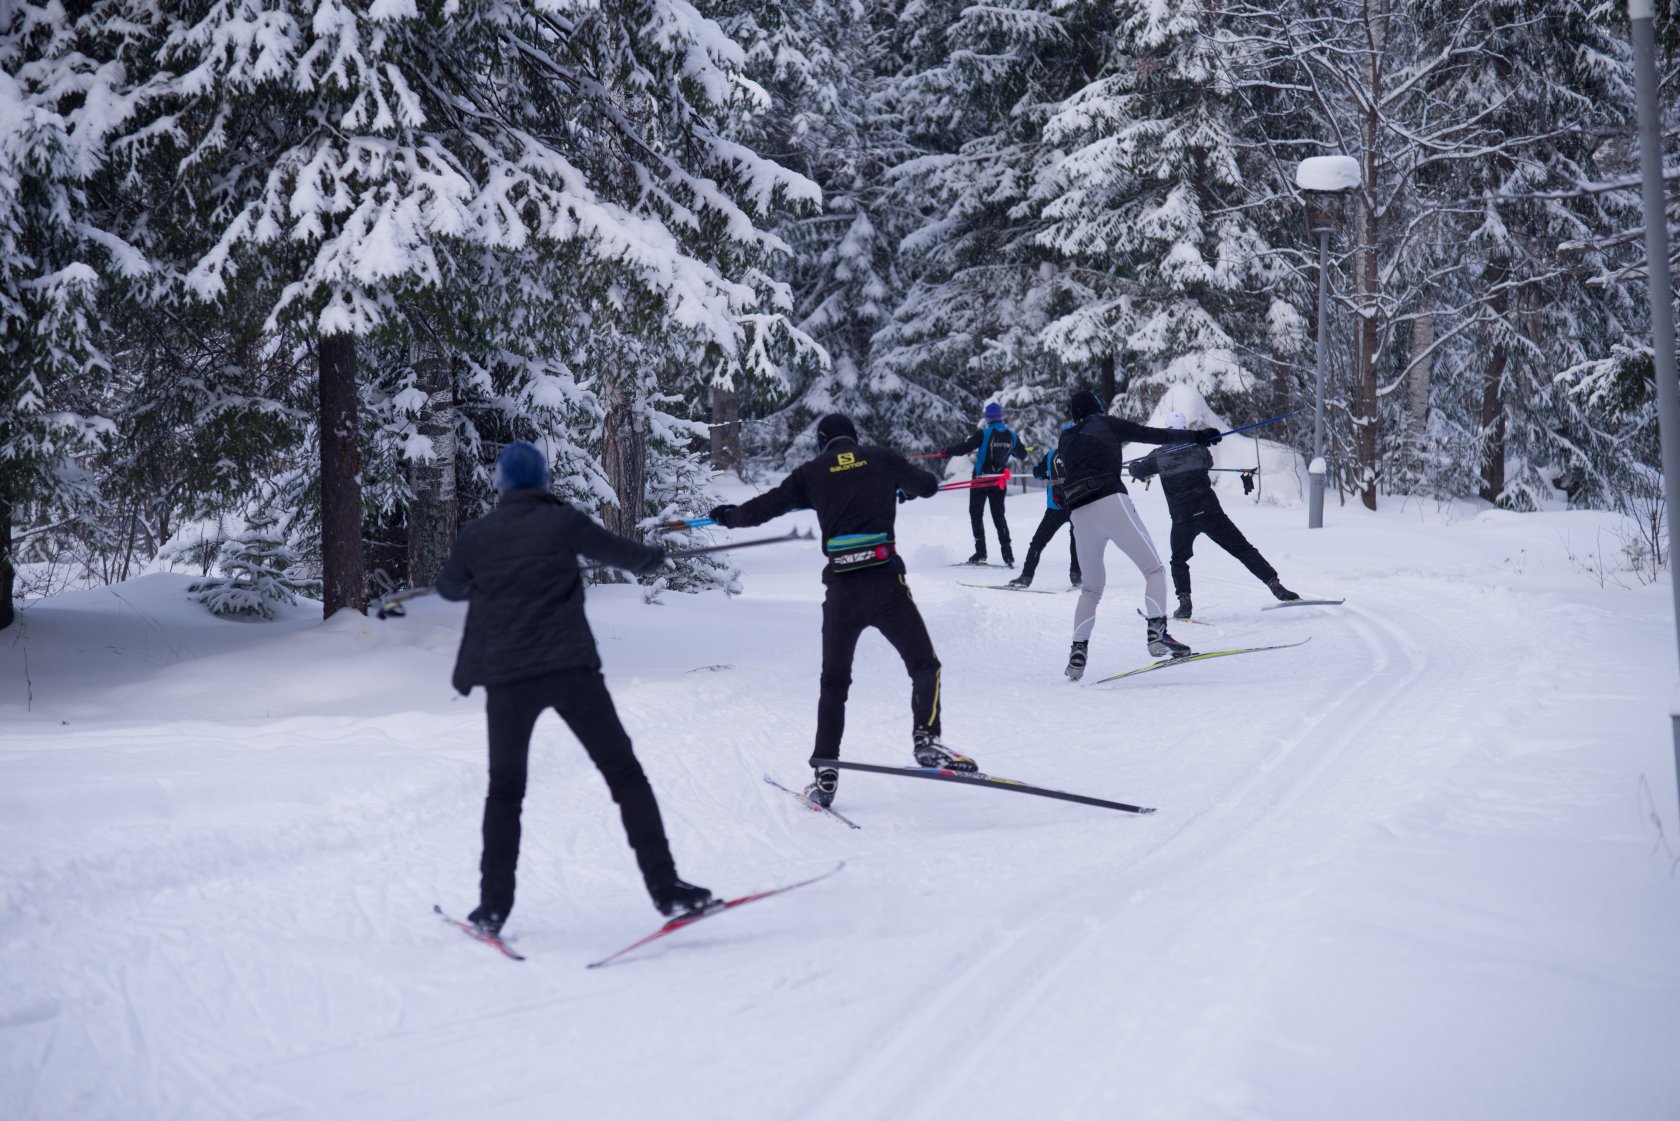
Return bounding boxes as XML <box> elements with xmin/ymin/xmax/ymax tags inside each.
<box><xmin>1625</xmin><ymin>0</ymin><xmax>1680</xmax><ymax>825</ymax></box>
<box><xmin>1296</xmin><ymin>156</ymin><xmax>1362</xmax><ymax>529</ymax></box>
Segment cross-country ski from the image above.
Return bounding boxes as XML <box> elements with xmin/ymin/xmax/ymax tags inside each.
<box><xmin>434</xmin><ymin>904</ymin><xmax>527</xmax><ymax>961</ymax></box>
<box><xmin>763</xmin><ymin>773</ymin><xmax>862</xmax><ymax>829</ymax></box>
<box><xmin>816</xmin><ymin>758</ymin><xmax>1156</xmax><ymax>815</ymax></box>
<box><xmin>1260</xmin><ymin>597</ymin><xmax>1346</xmax><ymax>610</ymax></box>
<box><xmin>1094</xmin><ymin>638</ymin><xmax>1312</xmax><ymax>683</ymax></box>
<box><xmin>587</xmin><ymin>864</ymin><xmax>846</xmax><ymax>969</ymax></box>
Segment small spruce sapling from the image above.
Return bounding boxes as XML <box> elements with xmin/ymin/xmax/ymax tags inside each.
<box><xmin>189</xmin><ymin>512</ymin><xmax>321</xmax><ymax>620</ymax></box>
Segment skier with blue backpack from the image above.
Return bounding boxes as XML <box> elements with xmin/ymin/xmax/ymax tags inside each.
<box><xmin>940</xmin><ymin>401</ymin><xmax>1028</xmax><ymax>565</ymax></box>
<box><xmin>1007</xmin><ymin>422</ymin><xmax>1082</xmax><ymax>590</ymax></box>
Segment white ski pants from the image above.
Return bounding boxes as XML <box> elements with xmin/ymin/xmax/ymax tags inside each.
<box><xmin>1069</xmin><ymin>493</ymin><xmax>1167</xmax><ymax>641</ymax></box>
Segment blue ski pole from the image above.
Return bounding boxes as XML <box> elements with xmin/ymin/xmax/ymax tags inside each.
<box><xmin>1123</xmin><ymin>411</ymin><xmax>1297</xmax><ymax>464</ymax></box>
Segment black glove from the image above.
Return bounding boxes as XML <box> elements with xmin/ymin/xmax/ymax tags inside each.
<box><xmin>707</xmin><ymin>504</ymin><xmax>738</xmax><ymax>526</ymax></box>
<box><xmin>1193</xmin><ymin>427</ymin><xmax>1222</xmax><ymax>446</ymax></box>
<box><xmin>896</xmin><ymin>489</ymin><xmax>909</xmax><ymax>504</ymax></box>
<box><xmin>1127</xmin><ymin>463</ymin><xmax>1147</xmax><ymax>483</ymax></box>
<box><xmin>1241</xmin><ymin>471</ymin><xmax>1255</xmax><ymax>496</ymax></box>
<box><xmin>634</xmin><ymin>545</ymin><xmax>668</xmax><ymax>575</ymax></box>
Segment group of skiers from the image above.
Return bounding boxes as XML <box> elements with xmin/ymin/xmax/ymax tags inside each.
<box><xmin>433</xmin><ymin>389</ymin><xmax>1300</xmax><ymax>940</ymax></box>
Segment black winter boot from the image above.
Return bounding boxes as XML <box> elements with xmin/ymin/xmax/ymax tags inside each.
<box><xmin>1146</xmin><ymin>616</ymin><xmax>1191</xmax><ymax>658</ymax></box>
<box><xmin>651</xmin><ymin>878</ymin><xmax>717</xmax><ymax>918</ymax></box>
<box><xmin>804</xmin><ymin>766</ymin><xmax>839</xmax><ymax>808</ymax></box>
<box><xmin>467</xmin><ymin>905</ymin><xmax>506</xmax><ymax>938</ymax></box>
<box><xmin>965</xmin><ymin>548</ymin><xmax>987</xmax><ymax>565</ymax></box>
<box><xmin>1267</xmin><ymin>579</ymin><xmax>1300</xmax><ymax>602</ymax></box>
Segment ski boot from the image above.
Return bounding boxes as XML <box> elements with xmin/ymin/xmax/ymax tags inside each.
<box><xmin>1267</xmin><ymin>579</ymin><xmax>1300</xmax><ymax>602</ymax></box>
<box><xmin>804</xmin><ymin>766</ymin><xmax>839</xmax><ymax>809</ymax></box>
<box><xmin>651</xmin><ymin>878</ymin><xmax>717</xmax><ymax>918</ymax></box>
<box><xmin>964</xmin><ymin>548</ymin><xmax>987</xmax><ymax>565</ymax></box>
<box><xmin>913</xmin><ymin>730</ymin><xmax>978</xmax><ymax>773</ymax></box>
<box><xmin>1006</xmin><ymin>573</ymin><xmax>1033</xmax><ymax>589</ymax></box>
<box><xmin>1065</xmin><ymin>639</ymin><xmax>1089</xmax><ymax>681</ymax></box>
<box><xmin>466</xmin><ymin>905</ymin><xmax>506</xmax><ymax>938</ymax></box>
<box><xmin>1001</xmin><ymin>546</ymin><xmax>1015</xmax><ymax>568</ymax></box>
<box><xmin>1146</xmin><ymin>616</ymin><xmax>1191</xmax><ymax>658</ymax></box>
<box><xmin>1172</xmin><ymin>593</ymin><xmax>1194</xmax><ymax>621</ymax></box>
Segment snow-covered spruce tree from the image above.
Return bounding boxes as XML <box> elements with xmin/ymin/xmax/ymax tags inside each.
<box><xmin>98</xmin><ymin>0</ymin><xmax>814</xmax><ymax>609</ymax></box>
<box><xmin>719</xmin><ymin>0</ymin><xmax>907</xmax><ymax>458</ymax></box>
<box><xmin>870</xmin><ymin>0</ymin><xmax>1095</xmax><ymax>451</ymax></box>
<box><xmin>1027</xmin><ymin>0</ymin><xmax>1297</xmax><ymax>429</ymax></box>
<box><xmin>189</xmin><ymin>510</ymin><xmax>319</xmax><ymax>620</ymax></box>
<box><xmin>0</xmin><ymin>4</ymin><xmax>143</xmax><ymax>626</ymax></box>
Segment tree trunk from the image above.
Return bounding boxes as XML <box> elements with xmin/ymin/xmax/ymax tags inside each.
<box><xmin>709</xmin><ymin>385</ymin><xmax>740</xmax><ymax>475</ymax></box>
<box><xmin>318</xmin><ymin>333</ymin><xmax>367</xmax><ymax>616</ymax></box>
<box><xmin>1407</xmin><ymin>311</ymin><xmax>1434</xmax><ymax>436</ymax></box>
<box><xmin>1479</xmin><ymin>259</ymin><xmax>1511</xmax><ymax>505</ymax></box>
<box><xmin>1354</xmin><ymin>9</ymin><xmax>1386</xmax><ymax>513</ymax></box>
<box><xmin>0</xmin><ymin>494</ymin><xmax>14</xmax><ymax>631</ymax></box>
<box><xmin>599</xmin><ymin>372</ymin><xmax>647</xmax><ymax>540</ymax></box>
<box><xmin>1098</xmin><ymin>354</ymin><xmax>1117</xmax><ymax>409</ymax></box>
<box><xmin>406</xmin><ymin>326</ymin><xmax>457</xmax><ymax>590</ymax></box>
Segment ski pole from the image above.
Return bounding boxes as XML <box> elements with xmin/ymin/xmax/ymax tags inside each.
<box><xmin>937</xmin><ymin>469</ymin><xmax>1011</xmax><ymax>492</ymax></box>
<box><xmin>659</xmin><ymin>516</ymin><xmax>717</xmax><ymax>530</ymax></box>
<box><xmin>1122</xmin><ymin>412</ymin><xmax>1297</xmax><ymax>465</ymax></box>
<box><xmin>583</xmin><ymin>528</ymin><xmax>816</xmax><ymax>570</ymax></box>
<box><xmin>908</xmin><ymin>452</ymin><xmax>947</xmax><ymax>459</ymax></box>
<box><xmin>375</xmin><ymin>587</ymin><xmax>433</xmax><ymax>619</ymax></box>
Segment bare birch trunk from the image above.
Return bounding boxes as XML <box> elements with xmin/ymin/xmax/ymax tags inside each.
<box><xmin>709</xmin><ymin>386</ymin><xmax>740</xmax><ymax>474</ymax></box>
<box><xmin>600</xmin><ymin>364</ymin><xmax>647</xmax><ymax>540</ymax></box>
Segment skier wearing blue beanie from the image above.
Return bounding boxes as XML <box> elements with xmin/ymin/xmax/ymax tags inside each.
<box><xmin>435</xmin><ymin>441</ymin><xmax>712</xmax><ymax>939</ymax></box>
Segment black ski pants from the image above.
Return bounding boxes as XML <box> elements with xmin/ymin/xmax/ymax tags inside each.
<box><xmin>1019</xmin><ymin>506</ymin><xmax>1080</xmax><ymax>584</ymax></box>
<box><xmin>480</xmin><ymin>668</ymin><xmax>676</xmax><ymax>918</ymax></box>
<box><xmin>968</xmin><ymin>485</ymin><xmax>1012</xmax><ymax>558</ymax></box>
<box><xmin>1168</xmin><ymin>502</ymin><xmax>1277</xmax><ymax>597</ymax></box>
<box><xmin>815</xmin><ymin>568</ymin><xmax>941</xmax><ymax>761</ymax></box>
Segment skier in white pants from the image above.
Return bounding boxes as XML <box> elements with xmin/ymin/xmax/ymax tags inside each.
<box><xmin>1053</xmin><ymin>389</ymin><xmax>1222</xmax><ymax>680</ymax></box>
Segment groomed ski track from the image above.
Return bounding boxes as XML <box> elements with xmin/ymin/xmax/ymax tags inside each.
<box><xmin>3</xmin><ymin>493</ymin><xmax>1677</xmax><ymax>1121</ymax></box>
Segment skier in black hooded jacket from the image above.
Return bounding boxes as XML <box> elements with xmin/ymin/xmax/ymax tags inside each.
<box><xmin>1128</xmin><ymin>410</ymin><xmax>1299</xmax><ymax>620</ymax></box>
<box><xmin>435</xmin><ymin>441</ymin><xmax>712</xmax><ymax>939</ymax></box>
<box><xmin>708</xmin><ymin>413</ymin><xmax>973</xmax><ymax>810</ymax></box>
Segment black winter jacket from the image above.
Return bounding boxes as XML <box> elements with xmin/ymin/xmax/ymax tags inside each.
<box><xmin>717</xmin><ymin>437</ymin><xmax>939</xmax><ymax>581</ymax></box>
<box><xmin>435</xmin><ymin>488</ymin><xmax>663</xmax><ymax>693</ymax></box>
<box><xmin>1055</xmin><ymin>415</ymin><xmax>1202</xmax><ymax>511</ymax></box>
<box><xmin>1129</xmin><ymin>443</ymin><xmax>1219</xmax><ymax>518</ymax></box>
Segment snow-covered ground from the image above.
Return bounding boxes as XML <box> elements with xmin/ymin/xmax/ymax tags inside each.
<box><xmin>4</xmin><ymin>478</ymin><xmax>1679</xmax><ymax>1121</ymax></box>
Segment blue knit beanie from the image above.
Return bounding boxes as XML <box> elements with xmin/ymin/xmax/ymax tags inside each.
<box><xmin>495</xmin><ymin>441</ymin><xmax>549</xmax><ymax>493</ymax></box>
<box><xmin>983</xmin><ymin>401</ymin><xmax>1004</xmax><ymax>421</ymax></box>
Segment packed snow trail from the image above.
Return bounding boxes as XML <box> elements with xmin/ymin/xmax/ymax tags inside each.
<box><xmin>3</xmin><ymin>490</ymin><xmax>1678</xmax><ymax>1121</ymax></box>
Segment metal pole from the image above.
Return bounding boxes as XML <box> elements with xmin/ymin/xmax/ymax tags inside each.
<box><xmin>1627</xmin><ymin>0</ymin><xmax>1680</xmax><ymax>825</ymax></box>
<box><xmin>1309</xmin><ymin>228</ymin><xmax>1330</xmax><ymax>529</ymax></box>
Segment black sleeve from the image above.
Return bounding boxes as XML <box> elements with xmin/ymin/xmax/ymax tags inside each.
<box><xmin>569</xmin><ymin>506</ymin><xmax>665</xmax><ymax>573</ymax></box>
<box><xmin>940</xmin><ymin>430</ymin><xmax>982</xmax><ymax>458</ymax></box>
<box><xmin>721</xmin><ymin>468</ymin><xmax>809</xmax><ymax>528</ymax></box>
<box><xmin>1011</xmin><ymin>433</ymin><xmax>1028</xmax><ymax>461</ymax></box>
<box><xmin>891</xmin><ymin>451</ymin><xmax>940</xmax><ymax>500</ymax></box>
<box><xmin>1031</xmin><ymin>451</ymin><xmax>1050</xmax><ymax>480</ymax></box>
<box><xmin>1099</xmin><ymin>416</ymin><xmax>1195</xmax><ymax>447</ymax></box>
<box><xmin>434</xmin><ymin>526</ymin><xmax>474</xmax><ymax>601</ymax></box>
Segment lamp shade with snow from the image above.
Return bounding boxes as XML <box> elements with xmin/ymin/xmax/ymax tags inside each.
<box><xmin>1295</xmin><ymin>156</ymin><xmax>1362</xmax><ymax>193</ymax></box>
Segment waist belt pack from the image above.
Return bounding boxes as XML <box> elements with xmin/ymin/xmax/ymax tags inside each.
<box><xmin>1059</xmin><ymin>471</ymin><xmax>1118</xmax><ymax>507</ymax></box>
<box><xmin>824</xmin><ymin>532</ymin><xmax>896</xmax><ymax>573</ymax></box>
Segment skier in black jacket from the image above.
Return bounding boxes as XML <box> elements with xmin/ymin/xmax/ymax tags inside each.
<box><xmin>708</xmin><ymin>413</ymin><xmax>971</xmax><ymax>810</ymax></box>
<box><xmin>1128</xmin><ymin>411</ymin><xmax>1299</xmax><ymax>620</ymax></box>
<box><xmin>1007</xmin><ymin>422</ymin><xmax>1082</xmax><ymax>590</ymax></box>
<box><xmin>1055</xmin><ymin>389</ymin><xmax>1222</xmax><ymax>680</ymax></box>
<box><xmin>435</xmin><ymin>442</ymin><xmax>712</xmax><ymax>938</ymax></box>
<box><xmin>940</xmin><ymin>401</ymin><xmax>1028</xmax><ymax>565</ymax></box>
